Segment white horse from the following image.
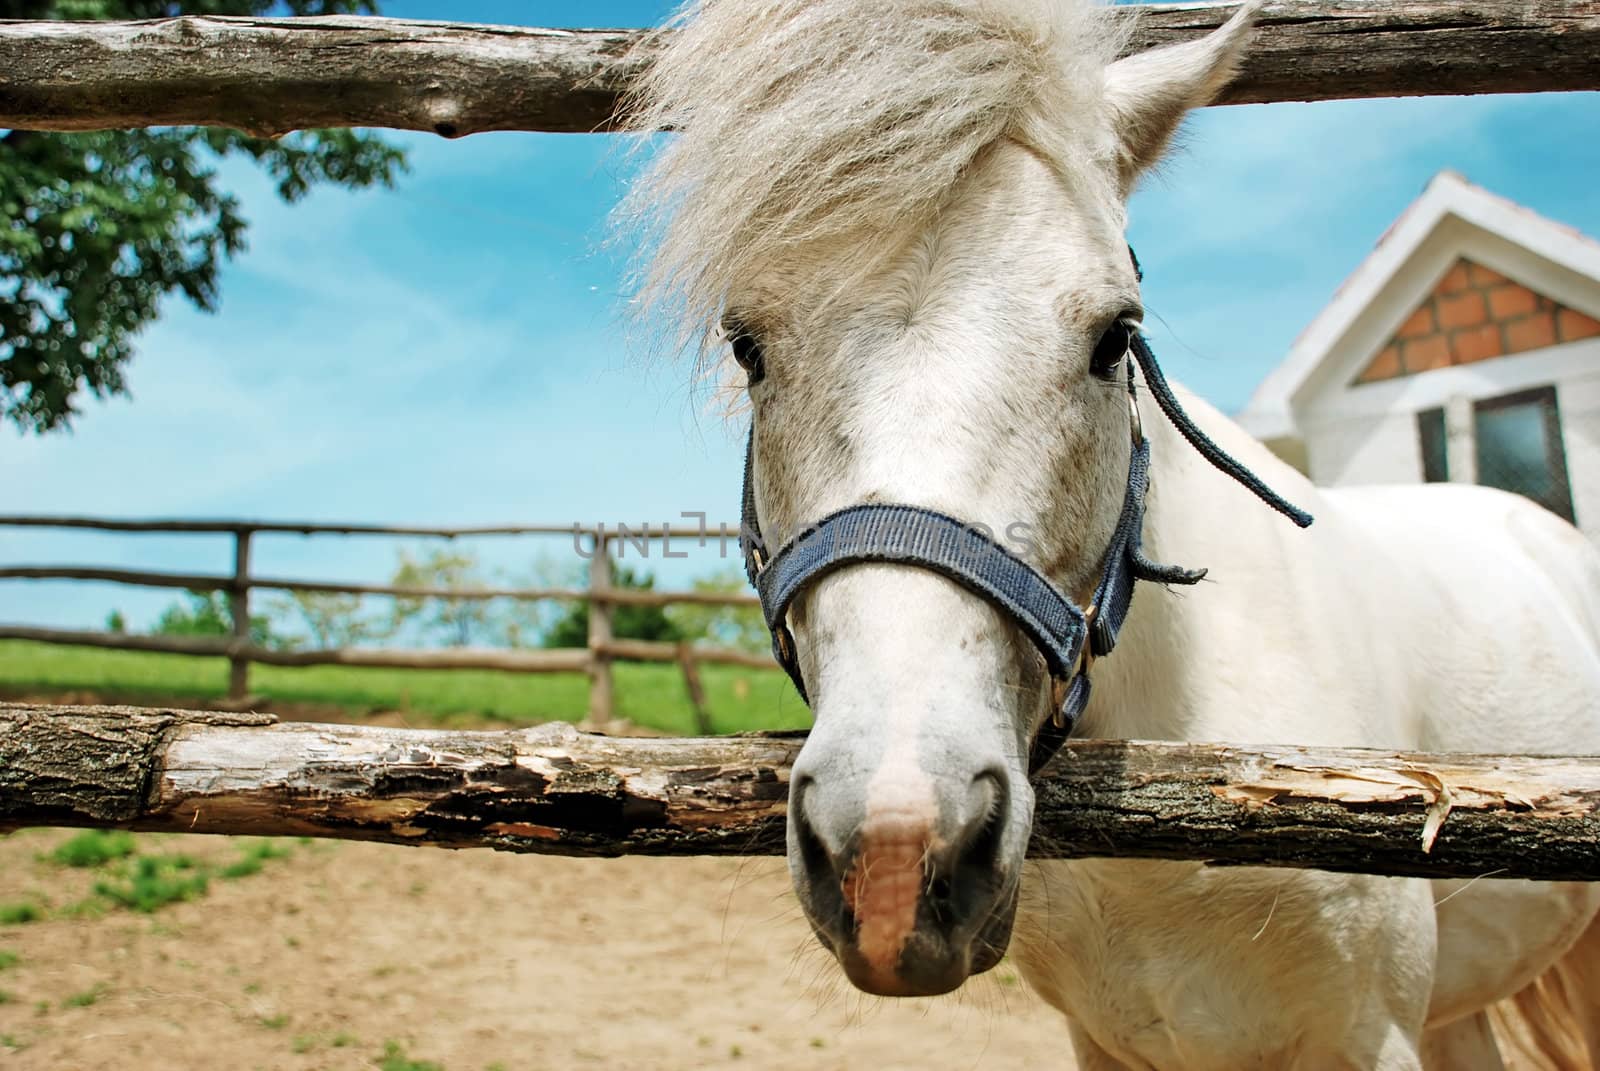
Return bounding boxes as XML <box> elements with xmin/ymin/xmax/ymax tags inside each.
<box><xmin>619</xmin><ymin>1</ymin><xmax>1600</xmax><ymax>1066</ymax></box>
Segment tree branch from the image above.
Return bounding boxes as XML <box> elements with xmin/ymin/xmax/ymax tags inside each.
<box><xmin>1</xmin><ymin>3</ymin><xmax>1597</xmax><ymax>137</ymax></box>
<box><xmin>4</xmin><ymin>703</ymin><xmax>1599</xmax><ymax>880</ymax></box>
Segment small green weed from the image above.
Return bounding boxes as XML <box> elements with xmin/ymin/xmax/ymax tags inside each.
<box><xmin>93</xmin><ymin>855</ymin><xmax>209</xmax><ymax>913</ymax></box>
<box><xmin>221</xmin><ymin>839</ymin><xmax>292</xmax><ymax>880</ymax></box>
<box><xmin>0</xmin><ymin>903</ymin><xmax>41</xmax><ymax>926</ymax></box>
<box><xmin>259</xmin><ymin>1013</ymin><xmax>290</xmax><ymax>1030</ymax></box>
<box><xmin>59</xmin><ymin>899</ymin><xmax>107</xmax><ymax>920</ymax></box>
<box><xmin>0</xmin><ymin>950</ymin><xmax>18</xmax><ymax>970</ymax></box>
<box><xmin>0</xmin><ymin>1033</ymin><xmax>23</xmax><ymax>1051</ymax></box>
<box><xmin>62</xmin><ymin>982</ymin><xmax>108</xmax><ymax>1009</ymax></box>
<box><xmin>292</xmin><ymin>1034</ymin><xmax>318</xmax><ymax>1054</ymax></box>
<box><xmin>377</xmin><ymin>1040</ymin><xmax>444</xmax><ymax>1071</ymax></box>
<box><xmin>48</xmin><ymin>830</ymin><xmax>137</xmax><ymax>869</ymax></box>
<box><xmin>331</xmin><ymin>1032</ymin><xmax>358</xmax><ymax>1048</ymax></box>
<box><xmin>0</xmin><ymin>989</ymin><xmax>14</xmax><ymax>1005</ymax></box>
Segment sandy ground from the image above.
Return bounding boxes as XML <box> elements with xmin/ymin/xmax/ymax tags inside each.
<box><xmin>0</xmin><ymin>829</ymin><xmax>1077</xmax><ymax>1070</ymax></box>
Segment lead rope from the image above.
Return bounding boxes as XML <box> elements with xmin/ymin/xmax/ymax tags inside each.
<box><xmin>1129</xmin><ymin>333</ymin><xmax>1313</xmax><ymax>530</ymax></box>
<box><xmin>1125</xmin><ymin>246</ymin><xmax>1313</xmax><ymax>530</ymax></box>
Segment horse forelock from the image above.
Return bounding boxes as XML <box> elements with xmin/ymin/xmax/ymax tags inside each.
<box><xmin>615</xmin><ymin>0</ymin><xmax>1128</xmax><ymax>361</ymax></box>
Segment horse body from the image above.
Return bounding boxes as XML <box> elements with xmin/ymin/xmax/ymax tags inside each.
<box><xmin>621</xmin><ymin>0</ymin><xmax>1600</xmax><ymax>1064</ymax></box>
<box><xmin>1012</xmin><ymin>392</ymin><xmax>1600</xmax><ymax>1066</ymax></box>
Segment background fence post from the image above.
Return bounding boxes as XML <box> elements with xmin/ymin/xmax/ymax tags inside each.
<box><xmin>676</xmin><ymin>640</ymin><xmax>713</xmax><ymax>735</ymax></box>
<box><xmin>228</xmin><ymin>529</ymin><xmax>253</xmax><ymax>702</ymax></box>
<box><xmin>587</xmin><ymin>530</ymin><xmax>614</xmax><ymax>726</ymax></box>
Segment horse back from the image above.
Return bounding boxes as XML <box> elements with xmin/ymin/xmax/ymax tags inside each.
<box><xmin>1322</xmin><ymin>480</ymin><xmax>1600</xmax><ymax>754</ymax></box>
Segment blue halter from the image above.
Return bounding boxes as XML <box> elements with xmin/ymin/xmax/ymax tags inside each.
<box><xmin>738</xmin><ymin>264</ymin><xmax>1312</xmax><ymax>775</ymax></box>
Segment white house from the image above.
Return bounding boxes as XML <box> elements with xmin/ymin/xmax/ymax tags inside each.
<box><xmin>1238</xmin><ymin>171</ymin><xmax>1600</xmax><ymax>535</ymax></box>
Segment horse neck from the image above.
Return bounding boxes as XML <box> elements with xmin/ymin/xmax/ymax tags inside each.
<box><xmin>1075</xmin><ymin>380</ymin><xmax>1306</xmax><ymax>743</ymax></box>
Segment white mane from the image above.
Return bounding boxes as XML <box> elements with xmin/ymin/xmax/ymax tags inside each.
<box><xmin>616</xmin><ymin>0</ymin><xmax>1128</xmax><ymax>349</ymax></box>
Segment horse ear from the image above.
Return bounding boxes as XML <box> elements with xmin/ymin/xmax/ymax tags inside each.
<box><xmin>1102</xmin><ymin>1</ymin><xmax>1262</xmax><ymax>188</ymax></box>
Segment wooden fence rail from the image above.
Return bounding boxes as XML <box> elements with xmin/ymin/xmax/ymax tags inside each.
<box><xmin>5</xmin><ymin>702</ymin><xmax>1600</xmax><ymax>880</ymax></box>
<box><xmin>0</xmin><ymin>514</ymin><xmax>771</xmax><ymax>723</ymax></box>
<box><xmin>0</xmin><ymin>565</ymin><xmax>758</xmax><ymax>607</ymax></box>
<box><xmin>2</xmin><ymin>3</ymin><xmax>1599</xmax><ymax>138</ymax></box>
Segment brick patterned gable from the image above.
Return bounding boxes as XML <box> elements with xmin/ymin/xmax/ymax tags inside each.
<box><xmin>1354</xmin><ymin>258</ymin><xmax>1600</xmax><ymax>384</ymax></box>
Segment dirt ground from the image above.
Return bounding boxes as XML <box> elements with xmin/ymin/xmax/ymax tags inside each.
<box><xmin>0</xmin><ymin>830</ymin><xmax>1077</xmax><ymax>1070</ymax></box>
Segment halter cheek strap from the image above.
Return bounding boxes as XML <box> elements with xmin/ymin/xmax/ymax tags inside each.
<box><xmin>739</xmin><ymin>258</ymin><xmax>1312</xmax><ymax>776</ymax></box>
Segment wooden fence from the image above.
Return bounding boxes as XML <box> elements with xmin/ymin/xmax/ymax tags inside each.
<box><xmin>4</xmin><ymin>702</ymin><xmax>1600</xmax><ymax>881</ymax></box>
<box><xmin>2</xmin><ymin>3</ymin><xmax>1598</xmax><ymax>137</ymax></box>
<box><xmin>0</xmin><ymin>514</ymin><xmax>771</xmax><ymax>727</ymax></box>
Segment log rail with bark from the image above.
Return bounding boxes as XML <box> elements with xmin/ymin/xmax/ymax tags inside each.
<box><xmin>4</xmin><ymin>703</ymin><xmax>1599</xmax><ymax>881</ymax></box>
<box><xmin>2</xmin><ymin>2</ymin><xmax>1599</xmax><ymax>137</ymax></box>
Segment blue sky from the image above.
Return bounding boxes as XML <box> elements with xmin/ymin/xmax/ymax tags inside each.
<box><xmin>3</xmin><ymin>0</ymin><xmax>1598</xmax><ymax>632</ymax></box>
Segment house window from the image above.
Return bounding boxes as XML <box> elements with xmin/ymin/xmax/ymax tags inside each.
<box><xmin>1416</xmin><ymin>407</ymin><xmax>1449</xmax><ymax>482</ymax></box>
<box><xmin>1473</xmin><ymin>386</ymin><xmax>1575</xmax><ymax>523</ymax></box>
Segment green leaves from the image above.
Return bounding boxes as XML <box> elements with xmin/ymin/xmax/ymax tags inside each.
<box><xmin>542</xmin><ymin>564</ymin><xmax>685</xmax><ymax>651</ymax></box>
<box><xmin>1</xmin><ymin>0</ymin><xmax>406</xmax><ymax>432</ymax></box>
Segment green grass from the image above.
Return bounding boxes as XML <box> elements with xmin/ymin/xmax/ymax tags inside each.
<box><xmin>377</xmin><ymin>1040</ymin><xmax>444</xmax><ymax>1071</ymax></box>
<box><xmin>61</xmin><ymin>982</ymin><xmax>108</xmax><ymax>1009</ymax></box>
<box><xmin>0</xmin><ymin>640</ymin><xmax>808</xmax><ymax>735</ymax></box>
<box><xmin>0</xmin><ymin>903</ymin><xmax>42</xmax><ymax>926</ymax></box>
<box><xmin>14</xmin><ymin>836</ymin><xmax>294</xmax><ymax>921</ymax></box>
<box><xmin>48</xmin><ymin>830</ymin><xmax>137</xmax><ymax>869</ymax></box>
<box><xmin>0</xmin><ymin>950</ymin><xmax>18</xmax><ymax>971</ymax></box>
<box><xmin>92</xmin><ymin>855</ymin><xmax>210</xmax><ymax>914</ymax></box>
<box><xmin>59</xmin><ymin>898</ymin><xmax>107</xmax><ymax>920</ymax></box>
<box><xmin>219</xmin><ymin>839</ymin><xmax>292</xmax><ymax>880</ymax></box>
<box><xmin>291</xmin><ymin>1031</ymin><xmax>356</xmax><ymax>1054</ymax></box>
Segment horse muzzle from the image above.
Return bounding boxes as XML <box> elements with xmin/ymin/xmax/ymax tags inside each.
<box><xmin>788</xmin><ymin>763</ymin><xmax>1027</xmax><ymax>997</ymax></box>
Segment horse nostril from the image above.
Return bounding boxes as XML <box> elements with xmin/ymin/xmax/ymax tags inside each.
<box><xmin>963</xmin><ymin>768</ymin><xmax>1009</xmax><ymax>869</ymax></box>
<box><xmin>914</xmin><ymin>767</ymin><xmax>1013</xmax><ymax>935</ymax></box>
<box><xmin>791</xmin><ymin>775</ymin><xmax>835</xmax><ymax>879</ymax></box>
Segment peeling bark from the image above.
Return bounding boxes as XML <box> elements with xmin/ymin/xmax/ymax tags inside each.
<box><xmin>2</xmin><ymin>703</ymin><xmax>1599</xmax><ymax>880</ymax></box>
<box><xmin>1</xmin><ymin>3</ymin><xmax>1597</xmax><ymax>137</ymax></box>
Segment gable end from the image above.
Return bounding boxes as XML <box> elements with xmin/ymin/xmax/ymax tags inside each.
<box><xmin>1354</xmin><ymin>257</ymin><xmax>1600</xmax><ymax>384</ymax></box>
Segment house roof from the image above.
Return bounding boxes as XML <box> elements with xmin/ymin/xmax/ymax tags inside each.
<box><xmin>1237</xmin><ymin>171</ymin><xmax>1600</xmax><ymax>442</ymax></box>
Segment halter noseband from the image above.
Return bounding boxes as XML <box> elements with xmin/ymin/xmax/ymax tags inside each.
<box><xmin>738</xmin><ymin>257</ymin><xmax>1312</xmax><ymax>776</ymax></box>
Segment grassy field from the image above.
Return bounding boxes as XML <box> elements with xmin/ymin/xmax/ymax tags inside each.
<box><xmin>0</xmin><ymin>640</ymin><xmax>809</xmax><ymax>736</ymax></box>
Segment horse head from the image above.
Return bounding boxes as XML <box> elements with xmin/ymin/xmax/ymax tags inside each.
<box><xmin>622</xmin><ymin>0</ymin><xmax>1264</xmax><ymax>997</ymax></box>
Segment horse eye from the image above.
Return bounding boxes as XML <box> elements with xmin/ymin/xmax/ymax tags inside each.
<box><xmin>727</xmin><ymin>325</ymin><xmax>766</xmax><ymax>384</ymax></box>
<box><xmin>1090</xmin><ymin>319</ymin><xmax>1135</xmax><ymax>379</ymax></box>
